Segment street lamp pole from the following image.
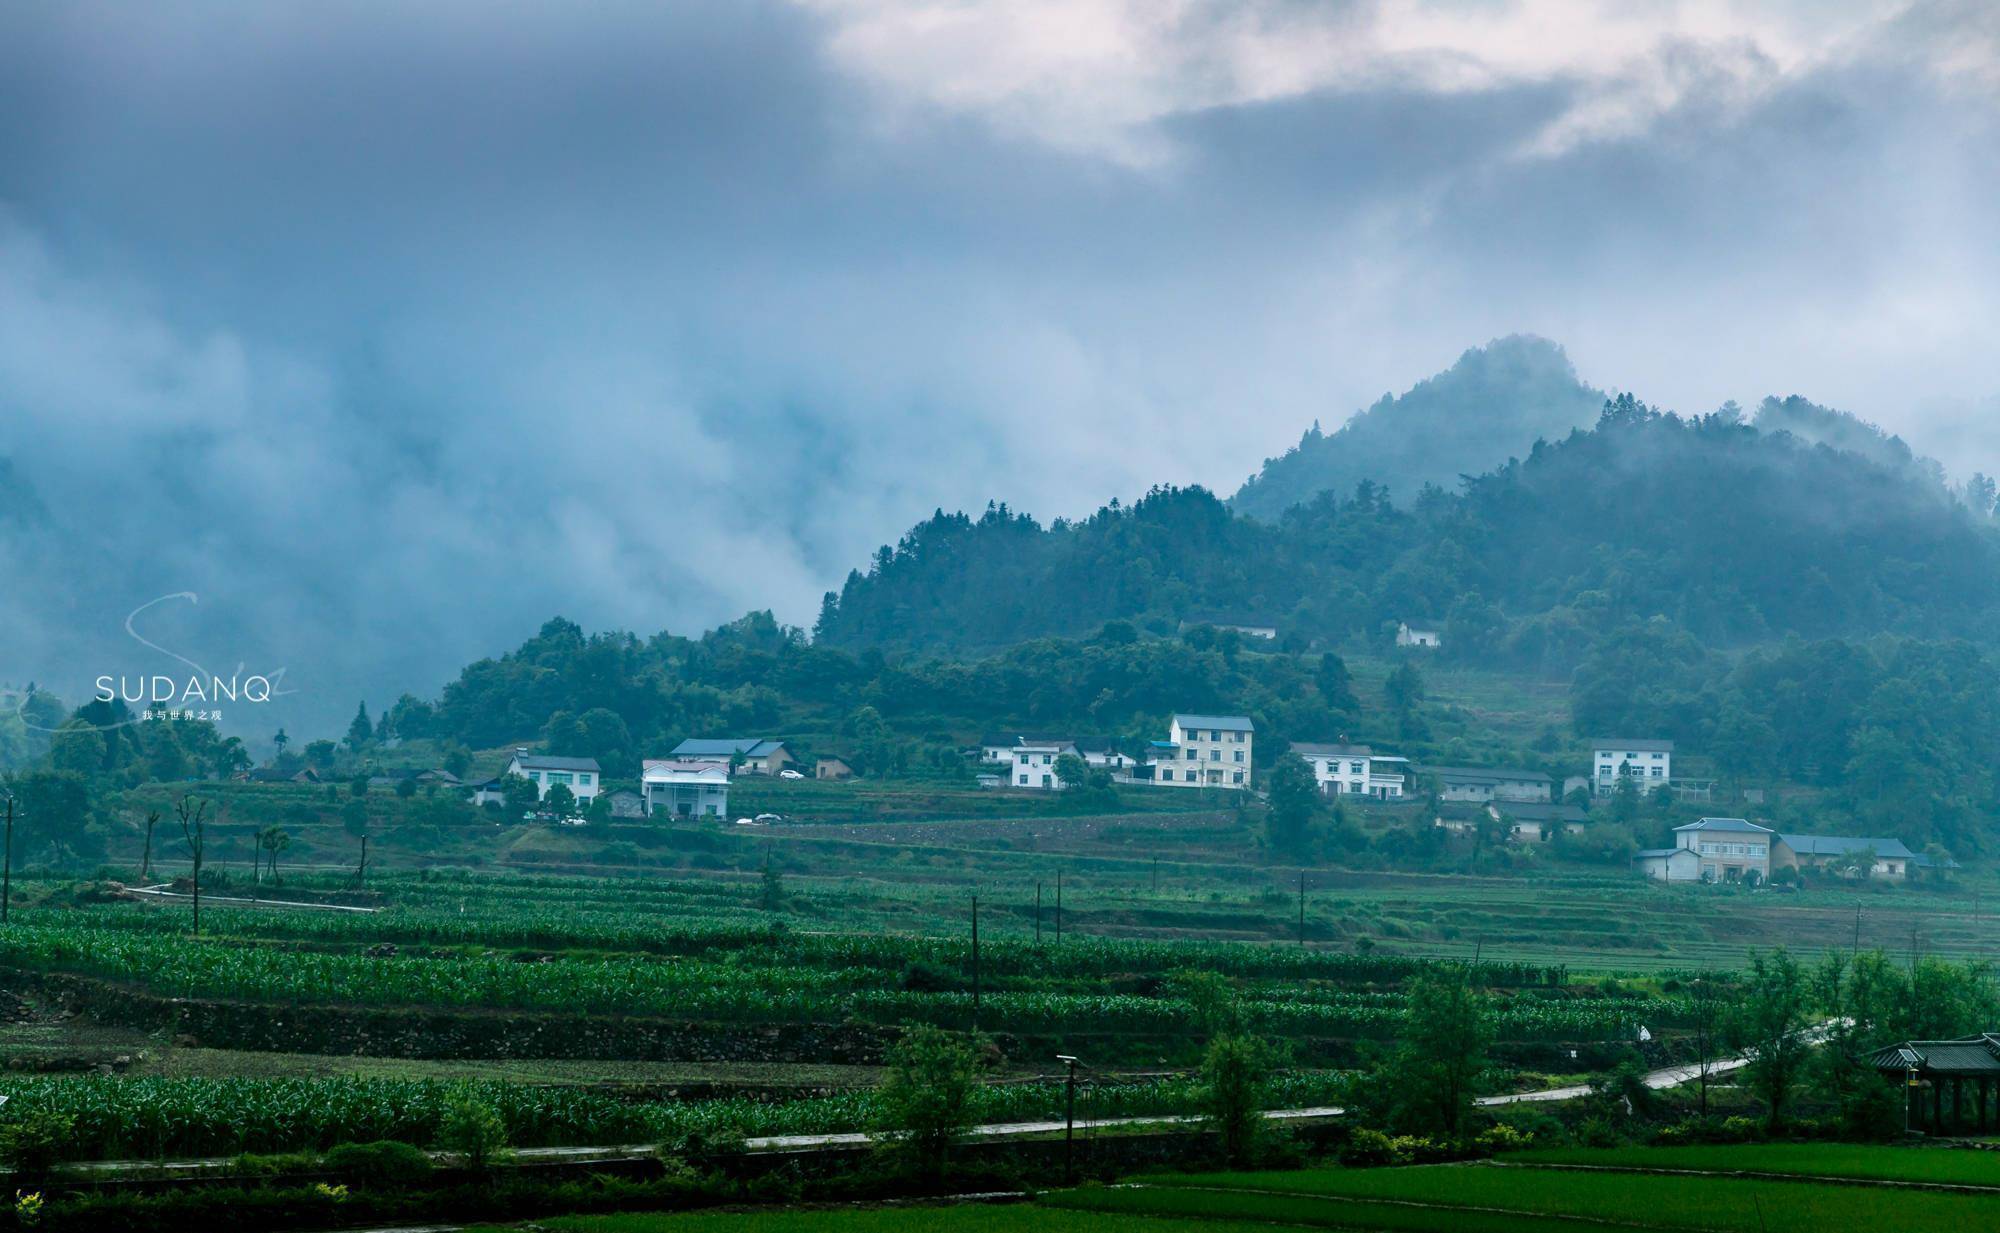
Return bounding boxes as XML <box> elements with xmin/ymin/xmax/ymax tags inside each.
<box><xmin>1057</xmin><ymin>1054</ymin><xmax>1080</xmax><ymax>1183</ymax></box>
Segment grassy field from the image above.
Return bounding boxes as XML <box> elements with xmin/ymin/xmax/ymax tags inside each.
<box><xmin>501</xmin><ymin>1208</ymin><xmax>1287</xmax><ymax>1233</ymax></box>
<box><xmin>1049</xmin><ymin>1160</ymin><xmax>2000</xmax><ymax>1231</ymax></box>
<box><xmin>1510</xmin><ymin>1142</ymin><xmax>2000</xmax><ymax>1186</ymax></box>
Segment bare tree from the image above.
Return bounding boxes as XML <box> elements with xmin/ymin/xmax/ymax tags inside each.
<box><xmin>1687</xmin><ymin>970</ymin><xmax>1722</xmax><ymax>1119</ymax></box>
<box><xmin>177</xmin><ymin>794</ymin><xmax>210</xmax><ymax>937</ymax></box>
<box><xmin>141</xmin><ymin>809</ymin><xmax>160</xmax><ymax>881</ymax></box>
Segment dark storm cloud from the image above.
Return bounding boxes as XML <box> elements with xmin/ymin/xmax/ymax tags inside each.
<box><xmin>0</xmin><ymin>0</ymin><xmax>1994</xmax><ymax>741</ymax></box>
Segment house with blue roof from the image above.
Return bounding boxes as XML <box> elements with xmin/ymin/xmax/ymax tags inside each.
<box><xmin>1637</xmin><ymin>816</ymin><xmax>1935</xmax><ymax>883</ymax></box>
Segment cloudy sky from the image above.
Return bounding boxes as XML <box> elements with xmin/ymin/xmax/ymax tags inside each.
<box><xmin>2</xmin><ymin>0</ymin><xmax>1996</xmax><ymax>738</ymax></box>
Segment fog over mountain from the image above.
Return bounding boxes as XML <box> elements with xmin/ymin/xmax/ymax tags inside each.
<box><xmin>2</xmin><ymin>1</ymin><xmax>1997</xmax><ymax>740</ymax></box>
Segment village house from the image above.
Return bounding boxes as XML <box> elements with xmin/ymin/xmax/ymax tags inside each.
<box><xmin>1638</xmin><ymin>817</ymin><xmax>1773</xmax><ymax>883</ymax></box>
<box><xmin>1635</xmin><ymin>819</ymin><xmax>1927</xmax><ymax>883</ymax></box>
<box><xmin>466</xmin><ymin>777</ymin><xmax>507</xmax><ymax>808</ymax></box>
<box><xmin>505</xmin><ymin>750</ymin><xmax>602</xmax><ymax>808</ymax></box>
<box><xmin>1288</xmin><ymin>742</ymin><xmax>1408</xmax><ymax>799</ymax></box>
<box><xmin>1396</xmin><ymin>620</ymin><xmax>1441</xmax><ymax>648</ymax></box>
<box><xmin>1592</xmin><ymin>738</ymin><xmax>1673</xmax><ymax>796</ymax></box>
<box><xmin>1496</xmin><ymin>801</ymin><xmax>1588</xmax><ymax>842</ymax></box>
<box><xmin>1012</xmin><ymin>739</ymin><xmax>1079</xmax><ymax>789</ymax></box>
<box><xmin>1073</xmin><ymin>737</ymin><xmax>1138</xmax><ymax>772</ymax></box>
<box><xmin>978</xmin><ymin>732</ymin><xmax>1063</xmax><ymax>763</ymax></box>
<box><xmin>814</xmin><ymin>755</ymin><xmax>854</xmax><ymax>781</ymax></box>
<box><xmin>1149</xmin><ymin>714</ymin><xmax>1254</xmax><ymax>789</ymax></box>
<box><xmin>240</xmin><ymin>767</ymin><xmax>323</xmax><ymax>785</ymax></box>
<box><xmin>1774</xmin><ymin>833</ymin><xmax>1917</xmax><ymax>881</ymax></box>
<box><xmin>670</xmin><ymin>738</ymin><xmax>795</xmax><ymax>776</ymax></box>
<box><xmin>640</xmin><ymin>758</ymin><xmax>730</xmax><ymax>819</ymax></box>
<box><xmin>1425</xmin><ymin>765</ymin><xmax>1553</xmax><ymax>805</ymax></box>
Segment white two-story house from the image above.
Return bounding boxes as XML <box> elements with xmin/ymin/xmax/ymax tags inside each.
<box><xmin>1151</xmin><ymin>714</ymin><xmax>1254</xmax><ymax>789</ymax></box>
<box><xmin>640</xmin><ymin>758</ymin><xmax>730</xmax><ymax>818</ymax></box>
<box><xmin>505</xmin><ymin>750</ymin><xmax>602</xmax><ymax>807</ymax></box>
<box><xmin>1289</xmin><ymin>742</ymin><xmax>1407</xmax><ymax>799</ymax></box>
<box><xmin>1592</xmin><ymin>738</ymin><xmax>1674</xmax><ymax>797</ymax></box>
<box><xmin>1012</xmin><ymin>739</ymin><xmax>1079</xmax><ymax>789</ymax></box>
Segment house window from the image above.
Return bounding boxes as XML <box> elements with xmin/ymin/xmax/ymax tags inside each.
<box><xmin>1232</xmin><ymin>732</ymin><xmax>1244</xmax><ymax>743</ymax></box>
<box><xmin>528</xmin><ymin>770</ymin><xmax>542</xmax><ymax>783</ymax></box>
<box><xmin>1233</xmin><ymin>772</ymin><xmax>1244</xmax><ymax>784</ymax></box>
<box><xmin>1017</xmin><ymin>775</ymin><xmax>1028</xmax><ymax>785</ymax></box>
<box><xmin>549</xmin><ymin>772</ymin><xmax>573</xmax><ymax>786</ymax></box>
<box><xmin>1210</xmin><ymin>750</ymin><xmax>1221</xmax><ymax>761</ymax></box>
<box><xmin>1210</xmin><ymin>730</ymin><xmax>1221</xmax><ymax>741</ymax></box>
<box><xmin>1233</xmin><ymin>750</ymin><xmax>1244</xmax><ymax>762</ymax></box>
<box><xmin>1041</xmin><ymin>774</ymin><xmax>1052</xmax><ymax>787</ymax></box>
<box><xmin>1650</xmin><ymin>767</ymin><xmax>1663</xmax><ymax>778</ymax></box>
<box><xmin>1349</xmin><ymin>761</ymin><xmax>1364</xmax><ymax>774</ymax></box>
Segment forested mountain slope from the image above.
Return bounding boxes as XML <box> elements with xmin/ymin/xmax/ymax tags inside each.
<box><xmin>814</xmin><ymin>397</ymin><xmax>2000</xmax><ymax>665</ymax></box>
<box><xmin>1231</xmin><ymin>335</ymin><xmax>1605</xmax><ymax>520</ymax></box>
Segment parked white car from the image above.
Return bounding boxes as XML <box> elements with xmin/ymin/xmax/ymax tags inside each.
<box><xmin>778</xmin><ymin>769</ymin><xmax>805</xmax><ymax>780</ymax></box>
<box><xmin>754</xmin><ymin>812</ymin><xmax>784</xmax><ymax>824</ymax></box>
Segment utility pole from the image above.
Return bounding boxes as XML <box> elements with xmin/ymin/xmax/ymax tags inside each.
<box><xmin>2</xmin><ymin>794</ymin><xmax>14</xmax><ymax>926</ymax></box>
<box><xmin>970</xmin><ymin>890</ymin><xmax>981</xmax><ymax>1028</ymax></box>
<box><xmin>356</xmin><ymin>835</ymin><xmax>370</xmax><ymax>888</ymax></box>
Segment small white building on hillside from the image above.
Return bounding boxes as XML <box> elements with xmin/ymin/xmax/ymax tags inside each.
<box><xmin>1289</xmin><ymin>742</ymin><xmax>1407</xmax><ymax>799</ymax></box>
<box><xmin>1151</xmin><ymin>714</ymin><xmax>1254</xmax><ymax>789</ymax></box>
<box><xmin>641</xmin><ymin>759</ymin><xmax>730</xmax><ymax>819</ymax></box>
<box><xmin>1592</xmin><ymin>738</ymin><xmax>1674</xmax><ymax>796</ymax></box>
<box><xmin>505</xmin><ymin>751</ymin><xmax>602</xmax><ymax>807</ymax></box>
<box><xmin>1396</xmin><ymin>621</ymin><xmax>1441</xmax><ymax>648</ymax></box>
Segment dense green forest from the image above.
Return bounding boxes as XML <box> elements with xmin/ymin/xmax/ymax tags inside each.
<box><xmin>814</xmin><ymin>396</ymin><xmax>2000</xmax><ymax>661</ymax></box>
<box><xmin>1231</xmin><ymin>334</ymin><xmax>1606</xmax><ymax>521</ymax></box>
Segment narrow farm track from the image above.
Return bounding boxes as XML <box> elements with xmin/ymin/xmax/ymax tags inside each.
<box><xmin>46</xmin><ymin>1051</ymin><xmax>1752</xmax><ymax>1180</ymax></box>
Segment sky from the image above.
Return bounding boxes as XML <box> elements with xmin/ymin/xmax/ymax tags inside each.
<box><xmin>1</xmin><ymin>0</ymin><xmax>1996</xmax><ymax>741</ymax></box>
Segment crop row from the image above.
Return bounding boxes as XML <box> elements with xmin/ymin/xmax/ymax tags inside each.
<box><xmin>0</xmin><ymin>924</ymin><xmax>1661</xmax><ymax>1039</ymax></box>
<box><xmin>0</xmin><ymin>1071</ymin><xmax>1352</xmax><ymax>1161</ymax></box>
<box><xmin>57</xmin><ymin>902</ymin><xmax>1568</xmax><ymax>987</ymax></box>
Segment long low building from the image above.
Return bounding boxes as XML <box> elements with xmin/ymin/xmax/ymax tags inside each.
<box><xmin>1424</xmin><ymin>764</ymin><xmax>1552</xmax><ymax>804</ymax></box>
<box><xmin>1637</xmin><ymin>818</ymin><xmax>1929</xmax><ymax>883</ymax></box>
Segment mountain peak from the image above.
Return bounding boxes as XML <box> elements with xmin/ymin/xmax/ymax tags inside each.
<box><xmin>1232</xmin><ymin>336</ymin><xmax>1603</xmax><ymax>520</ymax></box>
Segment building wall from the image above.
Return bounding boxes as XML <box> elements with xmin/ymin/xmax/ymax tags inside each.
<box><xmin>1595</xmin><ymin>747</ymin><xmax>1671</xmax><ymax>796</ymax></box>
<box><xmin>1680</xmin><ymin>832</ymin><xmax>1771</xmax><ymax>882</ymax></box>
<box><xmin>1160</xmin><ymin>719</ymin><xmax>1252</xmax><ymax>789</ymax></box>
<box><xmin>506</xmin><ymin>758</ymin><xmax>600</xmax><ymax>804</ymax></box>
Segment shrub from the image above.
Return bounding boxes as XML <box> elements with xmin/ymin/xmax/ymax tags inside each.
<box><xmin>1472</xmin><ymin>1123</ymin><xmax>1535</xmax><ymax>1155</ymax></box>
<box><xmin>324</xmin><ymin>1140</ymin><xmax>434</xmax><ymax>1188</ymax></box>
<box><xmin>1337</xmin><ymin>1127</ymin><xmax>1444</xmax><ymax>1167</ymax></box>
<box><xmin>0</xmin><ymin>1110</ymin><xmax>75</xmax><ymax>1180</ymax></box>
<box><xmin>436</xmin><ymin>1090</ymin><xmax>510</xmax><ymax>1174</ymax></box>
